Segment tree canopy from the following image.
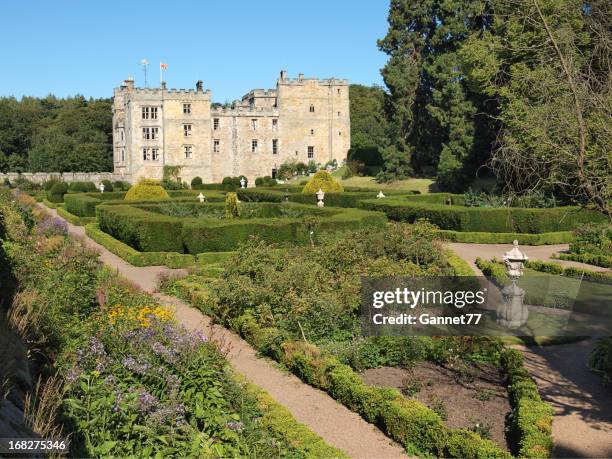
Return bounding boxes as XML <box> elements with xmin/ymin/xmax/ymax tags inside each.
<box><xmin>0</xmin><ymin>95</ymin><xmax>112</xmax><ymax>173</ymax></box>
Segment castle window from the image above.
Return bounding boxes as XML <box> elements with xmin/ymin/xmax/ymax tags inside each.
<box><xmin>184</xmin><ymin>145</ymin><xmax>193</xmax><ymax>159</ymax></box>
<box><xmin>183</xmin><ymin>103</ymin><xmax>191</xmax><ymax>114</ymax></box>
<box><xmin>120</xmin><ymin>148</ymin><xmax>125</xmax><ymax>162</ymax></box>
<box><xmin>213</xmin><ymin>139</ymin><xmax>220</xmax><ymax>153</ymax></box>
<box><xmin>272</xmin><ymin>139</ymin><xmax>278</xmax><ymax>155</ymax></box>
<box><xmin>142</xmin><ymin>106</ymin><xmax>158</xmax><ymax>120</ymax></box>
<box><xmin>307</xmin><ymin>146</ymin><xmax>314</xmax><ymax>159</ymax></box>
<box><xmin>339</xmin><ymin>131</ymin><xmax>342</xmax><ymax>136</ymax></box>
<box><xmin>251</xmin><ymin>139</ymin><xmax>258</xmax><ymax>153</ymax></box>
<box><xmin>337</xmin><ymin>88</ymin><xmax>341</xmax><ymax>95</ymax></box>
<box><xmin>310</xmin><ymin>129</ymin><xmax>314</xmax><ymax>135</ymax></box>
<box><xmin>251</xmin><ymin>119</ymin><xmax>257</xmax><ymax>130</ymax></box>
<box><xmin>213</xmin><ymin>118</ymin><xmax>219</xmax><ymax>130</ymax></box>
<box><xmin>142</xmin><ymin>127</ymin><xmax>159</xmax><ymax>140</ymax></box>
<box><xmin>183</xmin><ymin>124</ymin><xmax>192</xmax><ymax>137</ymax></box>
<box><xmin>120</xmin><ymin>130</ymin><xmax>124</xmax><ymax>141</ymax></box>
<box><xmin>272</xmin><ymin>119</ymin><xmax>278</xmax><ymax>130</ymax></box>
<box><xmin>142</xmin><ymin>147</ymin><xmax>159</xmax><ymax>161</ymax></box>
<box><xmin>309</xmin><ymin>104</ymin><xmax>315</xmax><ymax>113</ymax></box>
<box><xmin>337</xmin><ymin>111</ymin><xmax>341</xmax><ymax>117</ymax></box>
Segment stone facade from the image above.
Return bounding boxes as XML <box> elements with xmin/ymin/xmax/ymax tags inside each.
<box><xmin>112</xmin><ymin>70</ymin><xmax>350</xmax><ymax>184</ymax></box>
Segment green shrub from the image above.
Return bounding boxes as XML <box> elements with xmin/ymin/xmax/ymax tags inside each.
<box><xmin>436</xmin><ymin>229</ymin><xmax>573</xmax><ymax>245</ymax></box>
<box><xmin>501</xmin><ymin>349</ymin><xmax>553</xmax><ymax>458</ymax></box>
<box><xmin>569</xmin><ymin>222</ymin><xmax>612</xmax><ymax>257</ymax></box>
<box><xmin>255</xmin><ymin>176</ymin><xmax>278</xmax><ymax>187</ymax></box>
<box><xmin>43</xmin><ymin>178</ymin><xmax>61</xmax><ymax>191</ymax></box>
<box><xmin>589</xmin><ymin>337</ymin><xmax>612</xmax><ymax>386</ymax></box>
<box><xmin>68</xmin><ymin>181</ymin><xmax>97</xmax><ymax>192</ymax></box>
<box><xmin>56</xmin><ymin>206</ymin><xmax>95</xmax><ymax>226</ymax></box>
<box><xmin>302</xmin><ymin>171</ymin><xmax>344</xmax><ymax>194</ymax></box>
<box><xmin>124</xmin><ymin>178</ymin><xmax>170</xmax><ymax>201</ymax></box>
<box><xmin>360</xmin><ymin>198</ymin><xmax>606</xmax><ymax>233</ymax></box>
<box><xmin>97</xmin><ymin>205</ymin><xmax>183</xmax><ymax>252</ymax></box>
<box><xmin>225</xmin><ymin>192</ymin><xmax>240</xmax><ymax>219</ymax></box>
<box><xmin>113</xmin><ymin>180</ymin><xmax>131</xmax><ymax>191</ymax></box>
<box><xmin>555</xmin><ymin>252</ymin><xmax>612</xmax><ymax>269</ymax></box>
<box><xmin>191</xmin><ymin>176</ymin><xmax>203</xmax><ymax>189</ymax></box>
<box><xmin>101</xmin><ymin>179</ymin><xmax>113</xmax><ymax>191</ymax></box>
<box><xmin>47</xmin><ymin>181</ymin><xmax>68</xmax><ymax>203</ymax></box>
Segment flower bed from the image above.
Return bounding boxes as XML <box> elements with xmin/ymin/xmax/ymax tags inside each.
<box><xmin>158</xmin><ymin>224</ymin><xmax>543</xmax><ymax>457</ymax></box>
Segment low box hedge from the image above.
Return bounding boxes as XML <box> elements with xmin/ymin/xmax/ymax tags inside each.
<box><xmin>359</xmin><ymin>198</ymin><xmax>606</xmax><ymax>233</ymax></box>
<box><xmin>56</xmin><ymin>206</ymin><xmax>96</xmax><ymax>226</ymax></box>
<box><xmin>84</xmin><ymin>223</ymin><xmax>233</xmax><ymax>268</ymax></box>
<box><xmin>554</xmin><ymin>252</ymin><xmax>612</xmax><ymax>269</ymax></box>
<box><xmin>97</xmin><ymin>202</ymin><xmax>387</xmax><ymax>254</ymax></box>
<box><xmin>501</xmin><ymin>349</ymin><xmax>553</xmax><ymax>458</ymax></box>
<box><xmin>437</xmin><ymin>229</ymin><xmax>573</xmax><ymax>245</ymax></box>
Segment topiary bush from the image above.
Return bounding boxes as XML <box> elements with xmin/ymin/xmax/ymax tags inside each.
<box><xmin>47</xmin><ymin>181</ymin><xmax>69</xmax><ymax>203</ymax></box>
<box><xmin>68</xmin><ymin>181</ymin><xmax>97</xmax><ymax>193</ymax></box>
<box><xmin>225</xmin><ymin>192</ymin><xmax>240</xmax><ymax>219</ymax></box>
<box><xmin>113</xmin><ymin>180</ymin><xmax>131</xmax><ymax>191</ymax></box>
<box><xmin>255</xmin><ymin>176</ymin><xmax>278</xmax><ymax>187</ymax></box>
<box><xmin>101</xmin><ymin>179</ymin><xmax>113</xmax><ymax>192</ymax></box>
<box><xmin>302</xmin><ymin>171</ymin><xmax>344</xmax><ymax>194</ymax></box>
<box><xmin>191</xmin><ymin>176</ymin><xmax>203</xmax><ymax>189</ymax></box>
<box><xmin>124</xmin><ymin>178</ymin><xmax>170</xmax><ymax>201</ymax></box>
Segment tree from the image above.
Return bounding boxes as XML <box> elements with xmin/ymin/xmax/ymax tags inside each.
<box><xmin>377</xmin><ymin>0</ymin><xmax>494</xmax><ymax>188</ymax></box>
<box><xmin>461</xmin><ymin>0</ymin><xmax>612</xmax><ymax>217</ymax></box>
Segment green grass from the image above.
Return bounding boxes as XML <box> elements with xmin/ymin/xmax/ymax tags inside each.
<box><xmin>338</xmin><ymin>176</ymin><xmax>438</xmax><ymax>194</ymax></box>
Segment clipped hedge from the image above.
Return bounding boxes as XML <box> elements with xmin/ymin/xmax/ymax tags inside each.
<box><xmin>84</xmin><ymin>223</ymin><xmax>233</xmax><ymax>268</ymax></box>
<box><xmin>501</xmin><ymin>349</ymin><xmax>553</xmax><ymax>458</ymax></box>
<box><xmin>554</xmin><ymin>252</ymin><xmax>612</xmax><ymax>269</ymax></box>
<box><xmin>525</xmin><ymin>260</ymin><xmax>612</xmax><ymax>283</ymax></box>
<box><xmin>360</xmin><ymin>199</ymin><xmax>606</xmax><ymax>234</ymax></box>
<box><xmin>56</xmin><ymin>206</ymin><xmax>96</xmax><ymax>226</ymax></box>
<box><xmin>436</xmin><ymin>229</ymin><xmax>573</xmax><ymax>245</ymax></box>
<box><xmin>47</xmin><ymin>181</ymin><xmax>68</xmax><ymax>203</ymax></box>
<box><xmin>97</xmin><ymin>202</ymin><xmax>387</xmax><ymax>254</ymax></box>
<box><xmin>97</xmin><ymin>205</ymin><xmax>184</xmax><ymax>252</ymax></box>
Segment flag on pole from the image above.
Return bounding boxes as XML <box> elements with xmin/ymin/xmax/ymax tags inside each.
<box><xmin>160</xmin><ymin>62</ymin><xmax>168</xmax><ymax>70</ymax></box>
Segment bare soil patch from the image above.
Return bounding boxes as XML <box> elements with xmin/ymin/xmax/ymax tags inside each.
<box><xmin>361</xmin><ymin>361</ymin><xmax>511</xmax><ymax>450</ymax></box>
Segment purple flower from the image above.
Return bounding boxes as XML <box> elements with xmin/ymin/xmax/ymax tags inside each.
<box><xmin>226</xmin><ymin>421</ymin><xmax>244</xmax><ymax>432</ymax></box>
<box><xmin>122</xmin><ymin>356</ymin><xmax>150</xmax><ymax>375</ymax></box>
<box><xmin>66</xmin><ymin>366</ymin><xmax>81</xmax><ymax>384</ymax></box>
<box><xmin>37</xmin><ymin>217</ymin><xmax>68</xmax><ymax>236</ymax></box>
<box><xmin>138</xmin><ymin>390</ymin><xmax>158</xmax><ymax>414</ymax></box>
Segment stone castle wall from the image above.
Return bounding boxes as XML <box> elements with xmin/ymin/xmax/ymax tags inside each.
<box><xmin>0</xmin><ymin>172</ymin><xmax>129</xmax><ymax>184</ymax></box>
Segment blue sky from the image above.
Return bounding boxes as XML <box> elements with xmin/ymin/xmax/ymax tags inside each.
<box><xmin>1</xmin><ymin>0</ymin><xmax>389</xmax><ymax>102</ymax></box>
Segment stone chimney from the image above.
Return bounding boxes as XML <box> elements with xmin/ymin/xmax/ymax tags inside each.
<box><xmin>161</xmin><ymin>81</ymin><xmax>167</xmax><ymax>90</ymax></box>
<box><xmin>124</xmin><ymin>77</ymin><xmax>134</xmax><ymax>90</ymax></box>
<box><xmin>280</xmin><ymin>70</ymin><xmax>287</xmax><ymax>81</ymax></box>
<box><xmin>196</xmin><ymin>80</ymin><xmax>203</xmax><ymax>92</ymax></box>
<box><xmin>298</xmin><ymin>73</ymin><xmax>304</xmax><ymax>82</ymax></box>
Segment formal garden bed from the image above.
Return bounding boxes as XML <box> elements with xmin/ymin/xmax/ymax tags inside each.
<box><xmin>96</xmin><ymin>201</ymin><xmax>387</xmax><ymax>253</ymax></box>
<box><xmin>0</xmin><ymin>187</ymin><xmax>344</xmax><ymax>458</ymax></box>
<box><xmin>553</xmin><ymin>222</ymin><xmax>612</xmax><ymax>269</ymax></box>
<box><xmin>159</xmin><ymin>222</ymin><xmax>553</xmax><ymax>457</ymax></box>
<box><xmin>361</xmin><ymin>361</ymin><xmax>512</xmax><ymax>449</ymax></box>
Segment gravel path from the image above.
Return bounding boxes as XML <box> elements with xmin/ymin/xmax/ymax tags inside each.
<box><xmin>448</xmin><ymin>241</ymin><xmax>612</xmax><ymax>458</ymax></box>
<box><xmin>43</xmin><ymin>205</ymin><xmax>406</xmax><ymax>459</ymax></box>
<box><xmin>515</xmin><ymin>340</ymin><xmax>612</xmax><ymax>458</ymax></box>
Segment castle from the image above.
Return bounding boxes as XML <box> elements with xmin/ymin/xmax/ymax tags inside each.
<box><xmin>112</xmin><ymin>70</ymin><xmax>350</xmax><ymax>184</ymax></box>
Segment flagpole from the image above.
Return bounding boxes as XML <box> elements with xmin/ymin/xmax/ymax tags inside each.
<box><xmin>160</xmin><ymin>62</ymin><xmax>162</xmax><ymax>86</ymax></box>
